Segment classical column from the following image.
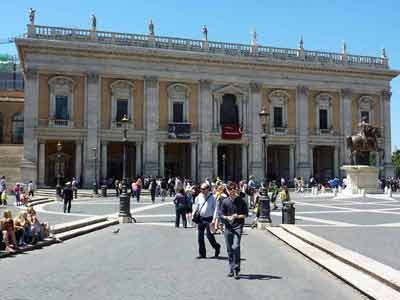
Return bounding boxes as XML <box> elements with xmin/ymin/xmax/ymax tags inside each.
<box><xmin>21</xmin><ymin>68</ymin><xmax>39</xmax><ymax>183</ymax></box>
<box><xmin>382</xmin><ymin>90</ymin><xmax>394</xmax><ymax>177</ymax></box>
<box><xmin>289</xmin><ymin>145</ymin><xmax>295</xmax><ymax>180</ymax></box>
<box><xmin>75</xmin><ymin>141</ymin><xmax>83</xmax><ymax>181</ymax></box>
<box><xmin>159</xmin><ymin>142</ymin><xmax>165</xmax><ymax>177</ymax></box>
<box><xmin>191</xmin><ymin>143</ymin><xmax>197</xmax><ymax>181</ymax></box>
<box><xmin>309</xmin><ymin>145</ymin><xmax>314</xmax><ymax>176</ymax></box>
<box><xmin>341</xmin><ymin>88</ymin><xmax>352</xmax><ymax>166</ymax></box>
<box><xmin>100</xmin><ymin>141</ymin><xmax>107</xmax><ymax>180</ymax></box>
<box><xmin>136</xmin><ymin>142</ymin><xmax>142</xmax><ymax>176</ymax></box>
<box><xmin>212</xmin><ymin>143</ymin><xmax>218</xmax><ymax>178</ymax></box>
<box><xmin>249</xmin><ymin>82</ymin><xmax>263</xmax><ymax>179</ymax></box>
<box><xmin>333</xmin><ymin>146</ymin><xmax>339</xmax><ymax>177</ymax></box>
<box><xmin>296</xmin><ymin>85</ymin><xmax>311</xmax><ymax>180</ymax></box>
<box><xmin>84</xmin><ymin>73</ymin><xmax>100</xmax><ymax>187</ymax></box>
<box><xmin>144</xmin><ymin>76</ymin><xmax>159</xmax><ymax>176</ymax></box>
<box><xmin>198</xmin><ymin>80</ymin><xmax>213</xmax><ymax>180</ymax></box>
<box><xmin>241</xmin><ymin>144</ymin><xmax>248</xmax><ymax>179</ymax></box>
<box><xmin>38</xmin><ymin>141</ymin><xmax>46</xmax><ymax>186</ymax></box>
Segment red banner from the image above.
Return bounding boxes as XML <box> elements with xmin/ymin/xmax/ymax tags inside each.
<box><xmin>221</xmin><ymin>124</ymin><xmax>242</xmax><ymax>139</ymax></box>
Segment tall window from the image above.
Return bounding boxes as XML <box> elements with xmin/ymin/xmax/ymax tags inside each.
<box><xmin>315</xmin><ymin>93</ymin><xmax>333</xmax><ymax>134</ymax></box>
<box><xmin>12</xmin><ymin>112</ymin><xmax>24</xmax><ymax>144</ymax></box>
<box><xmin>110</xmin><ymin>80</ymin><xmax>134</xmax><ymax>128</ymax></box>
<box><xmin>273</xmin><ymin>107</ymin><xmax>283</xmax><ymax>128</ymax></box>
<box><xmin>116</xmin><ymin>99</ymin><xmax>128</xmax><ymax>122</ymax></box>
<box><xmin>220</xmin><ymin>94</ymin><xmax>238</xmax><ymax>125</ymax></box>
<box><xmin>167</xmin><ymin>83</ymin><xmax>190</xmax><ymax>123</ymax></box>
<box><xmin>361</xmin><ymin>111</ymin><xmax>370</xmax><ymax>123</ymax></box>
<box><xmin>55</xmin><ymin>95</ymin><xmax>69</xmax><ymax>120</ymax></box>
<box><xmin>173</xmin><ymin>102</ymin><xmax>184</xmax><ymax>123</ymax></box>
<box><xmin>319</xmin><ymin>109</ymin><xmax>328</xmax><ymax>129</ymax></box>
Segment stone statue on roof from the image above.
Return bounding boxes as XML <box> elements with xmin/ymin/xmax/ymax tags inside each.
<box><xmin>29</xmin><ymin>8</ymin><xmax>36</xmax><ymax>25</ymax></box>
<box><xmin>91</xmin><ymin>14</ymin><xmax>97</xmax><ymax>31</ymax></box>
<box><xmin>149</xmin><ymin>20</ymin><xmax>154</xmax><ymax>36</ymax></box>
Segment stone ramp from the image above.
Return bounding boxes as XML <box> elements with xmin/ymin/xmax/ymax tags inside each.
<box><xmin>0</xmin><ymin>144</ymin><xmax>23</xmax><ymax>187</ymax></box>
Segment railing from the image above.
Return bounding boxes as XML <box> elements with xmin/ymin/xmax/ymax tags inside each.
<box><xmin>111</xmin><ymin>120</ymin><xmax>134</xmax><ymax>129</ymax></box>
<box><xmin>26</xmin><ymin>24</ymin><xmax>389</xmax><ymax>69</ymax></box>
<box><xmin>0</xmin><ymin>79</ymin><xmax>24</xmax><ymax>91</ymax></box>
<box><xmin>47</xmin><ymin>119</ymin><xmax>74</xmax><ymax>128</ymax></box>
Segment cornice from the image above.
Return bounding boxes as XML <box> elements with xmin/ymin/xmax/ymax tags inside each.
<box><xmin>16</xmin><ymin>38</ymin><xmax>400</xmax><ymax>80</ymax></box>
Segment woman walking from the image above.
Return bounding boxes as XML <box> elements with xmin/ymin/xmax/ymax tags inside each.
<box><xmin>174</xmin><ymin>188</ymin><xmax>188</xmax><ymax>228</ymax></box>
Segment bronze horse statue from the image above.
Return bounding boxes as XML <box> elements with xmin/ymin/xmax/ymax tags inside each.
<box><xmin>346</xmin><ymin>126</ymin><xmax>384</xmax><ymax>165</ymax></box>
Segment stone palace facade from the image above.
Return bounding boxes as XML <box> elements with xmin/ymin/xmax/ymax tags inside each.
<box><xmin>15</xmin><ymin>19</ymin><xmax>399</xmax><ymax>187</ymax></box>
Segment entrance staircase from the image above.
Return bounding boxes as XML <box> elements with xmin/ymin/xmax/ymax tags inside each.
<box><xmin>0</xmin><ymin>144</ymin><xmax>23</xmax><ymax>187</ymax></box>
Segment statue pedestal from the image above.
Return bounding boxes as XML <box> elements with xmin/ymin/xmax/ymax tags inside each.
<box><xmin>341</xmin><ymin>165</ymin><xmax>379</xmax><ymax>195</ymax></box>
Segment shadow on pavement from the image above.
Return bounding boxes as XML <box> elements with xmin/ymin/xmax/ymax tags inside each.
<box><xmin>239</xmin><ymin>274</ymin><xmax>282</xmax><ymax>280</ymax></box>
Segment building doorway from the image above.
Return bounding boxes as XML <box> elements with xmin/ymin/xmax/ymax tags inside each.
<box><xmin>107</xmin><ymin>142</ymin><xmax>136</xmax><ymax>181</ymax></box>
<box><xmin>313</xmin><ymin>146</ymin><xmax>334</xmax><ymax>182</ymax></box>
<box><xmin>220</xmin><ymin>94</ymin><xmax>239</xmax><ymax>125</ymax></box>
<box><xmin>267</xmin><ymin>145</ymin><xmax>290</xmax><ymax>181</ymax></box>
<box><xmin>165</xmin><ymin>143</ymin><xmax>191</xmax><ymax>178</ymax></box>
<box><xmin>45</xmin><ymin>141</ymin><xmax>75</xmax><ymax>186</ymax></box>
<box><xmin>217</xmin><ymin>144</ymin><xmax>242</xmax><ymax>182</ymax></box>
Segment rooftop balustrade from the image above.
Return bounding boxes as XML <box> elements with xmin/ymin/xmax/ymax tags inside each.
<box><xmin>25</xmin><ymin>24</ymin><xmax>389</xmax><ymax>69</ymax></box>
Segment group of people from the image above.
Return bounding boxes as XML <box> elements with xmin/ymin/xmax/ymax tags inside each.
<box><xmin>0</xmin><ymin>176</ymin><xmax>36</xmax><ymax>207</ymax></box>
<box><xmin>0</xmin><ymin>207</ymin><xmax>50</xmax><ymax>253</ymax></box>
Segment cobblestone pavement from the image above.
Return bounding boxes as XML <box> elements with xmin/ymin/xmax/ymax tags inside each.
<box><xmin>1</xmin><ymin>223</ymin><xmax>366</xmax><ymax>300</ymax></box>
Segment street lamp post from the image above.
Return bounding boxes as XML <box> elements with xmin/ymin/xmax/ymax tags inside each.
<box><xmin>118</xmin><ymin>115</ymin><xmax>134</xmax><ymax>223</ymax></box>
<box><xmin>222</xmin><ymin>153</ymin><xmax>226</xmax><ymax>182</ymax></box>
<box><xmin>56</xmin><ymin>141</ymin><xmax>63</xmax><ymax>198</ymax></box>
<box><xmin>258</xmin><ymin>107</ymin><xmax>271</xmax><ymax>229</ymax></box>
<box><xmin>92</xmin><ymin>147</ymin><xmax>98</xmax><ymax>194</ymax></box>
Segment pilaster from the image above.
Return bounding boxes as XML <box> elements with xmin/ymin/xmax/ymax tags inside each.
<box><xmin>382</xmin><ymin>90</ymin><xmax>394</xmax><ymax>177</ymax></box>
<box><xmin>144</xmin><ymin>76</ymin><xmax>159</xmax><ymax>176</ymax></box>
<box><xmin>21</xmin><ymin>68</ymin><xmax>39</xmax><ymax>183</ymax></box>
<box><xmin>159</xmin><ymin>142</ymin><xmax>165</xmax><ymax>177</ymax></box>
<box><xmin>100</xmin><ymin>141</ymin><xmax>108</xmax><ymax>180</ymax></box>
<box><xmin>38</xmin><ymin>140</ymin><xmax>46</xmax><ymax>186</ymax></box>
<box><xmin>249</xmin><ymin>82</ymin><xmax>263</xmax><ymax>180</ymax></box>
<box><xmin>198</xmin><ymin>80</ymin><xmax>213</xmax><ymax>181</ymax></box>
<box><xmin>75</xmin><ymin>140</ymin><xmax>83</xmax><ymax>181</ymax></box>
<box><xmin>191</xmin><ymin>143</ymin><xmax>197</xmax><ymax>182</ymax></box>
<box><xmin>84</xmin><ymin>73</ymin><xmax>100</xmax><ymax>186</ymax></box>
<box><xmin>295</xmin><ymin>85</ymin><xmax>311</xmax><ymax>180</ymax></box>
<box><xmin>136</xmin><ymin>142</ymin><xmax>142</xmax><ymax>176</ymax></box>
<box><xmin>341</xmin><ymin>88</ymin><xmax>353</xmax><ymax>165</ymax></box>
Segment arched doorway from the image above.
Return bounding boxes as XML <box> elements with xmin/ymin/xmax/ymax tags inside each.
<box><xmin>12</xmin><ymin>112</ymin><xmax>24</xmax><ymax>144</ymax></box>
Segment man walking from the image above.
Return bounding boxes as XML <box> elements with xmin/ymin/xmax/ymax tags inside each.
<box><xmin>63</xmin><ymin>182</ymin><xmax>74</xmax><ymax>213</ymax></box>
<box><xmin>192</xmin><ymin>182</ymin><xmax>221</xmax><ymax>259</ymax></box>
<box><xmin>220</xmin><ymin>182</ymin><xmax>248</xmax><ymax>279</ymax></box>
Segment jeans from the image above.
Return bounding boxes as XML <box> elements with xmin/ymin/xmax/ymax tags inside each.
<box><xmin>224</xmin><ymin>225</ymin><xmax>242</xmax><ymax>272</ymax></box>
<box><xmin>197</xmin><ymin>217</ymin><xmax>220</xmax><ymax>257</ymax></box>
<box><xmin>64</xmin><ymin>199</ymin><xmax>72</xmax><ymax>213</ymax></box>
<box><xmin>175</xmin><ymin>206</ymin><xmax>187</xmax><ymax>228</ymax></box>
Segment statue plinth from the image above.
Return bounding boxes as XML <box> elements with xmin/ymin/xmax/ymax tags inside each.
<box><xmin>341</xmin><ymin>165</ymin><xmax>379</xmax><ymax>195</ymax></box>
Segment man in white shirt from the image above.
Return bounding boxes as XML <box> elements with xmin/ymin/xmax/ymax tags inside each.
<box><xmin>192</xmin><ymin>182</ymin><xmax>221</xmax><ymax>259</ymax></box>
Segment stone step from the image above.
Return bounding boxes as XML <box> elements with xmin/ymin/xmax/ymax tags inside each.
<box><xmin>51</xmin><ymin>216</ymin><xmax>109</xmax><ymax>234</ymax></box>
<box><xmin>26</xmin><ymin>198</ymin><xmax>55</xmax><ymax>207</ymax></box>
<box><xmin>280</xmin><ymin>224</ymin><xmax>400</xmax><ymax>292</ymax></box>
<box><xmin>267</xmin><ymin>227</ymin><xmax>400</xmax><ymax>300</ymax></box>
<box><xmin>55</xmin><ymin>219</ymin><xmax>119</xmax><ymax>241</ymax></box>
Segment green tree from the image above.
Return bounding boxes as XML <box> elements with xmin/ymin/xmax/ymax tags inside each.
<box><xmin>392</xmin><ymin>150</ymin><xmax>400</xmax><ymax>177</ymax></box>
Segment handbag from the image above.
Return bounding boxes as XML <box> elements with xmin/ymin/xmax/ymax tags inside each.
<box><xmin>192</xmin><ymin>194</ymin><xmax>211</xmax><ymax>224</ymax></box>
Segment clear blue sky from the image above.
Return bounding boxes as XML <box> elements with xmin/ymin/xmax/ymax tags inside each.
<box><xmin>1</xmin><ymin>0</ymin><xmax>399</xmax><ymax>150</ymax></box>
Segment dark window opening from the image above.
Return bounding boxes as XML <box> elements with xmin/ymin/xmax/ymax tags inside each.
<box><xmin>361</xmin><ymin>111</ymin><xmax>370</xmax><ymax>123</ymax></box>
<box><xmin>220</xmin><ymin>94</ymin><xmax>238</xmax><ymax>125</ymax></box>
<box><xmin>273</xmin><ymin>107</ymin><xmax>283</xmax><ymax>128</ymax></box>
<box><xmin>116</xmin><ymin>99</ymin><xmax>128</xmax><ymax>122</ymax></box>
<box><xmin>319</xmin><ymin>109</ymin><xmax>328</xmax><ymax>129</ymax></box>
<box><xmin>173</xmin><ymin>102</ymin><xmax>184</xmax><ymax>123</ymax></box>
<box><xmin>55</xmin><ymin>95</ymin><xmax>69</xmax><ymax>120</ymax></box>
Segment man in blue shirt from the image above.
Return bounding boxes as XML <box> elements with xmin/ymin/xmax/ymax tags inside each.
<box><xmin>220</xmin><ymin>182</ymin><xmax>248</xmax><ymax>279</ymax></box>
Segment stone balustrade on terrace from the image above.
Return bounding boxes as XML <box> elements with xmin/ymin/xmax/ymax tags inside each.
<box><xmin>26</xmin><ymin>24</ymin><xmax>388</xmax><ymax>69</ymax></box>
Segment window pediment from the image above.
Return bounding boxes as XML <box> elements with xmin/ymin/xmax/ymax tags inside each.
<box><xmin>269</xmin><ymin>90</ymin><xmax>289</xmax><ymax>105</ymax></box>
<box><xmin>213</xmin><ymin>84</ymin><xmax>246</xmax><ymax>97</ymax></box>
<box><xmin>359</xmin><ymin>96</ymin><xmax>374</xmax><ymax>109</ymax></box>
<box><xmin>167</xmin><ymin>83</ymin><xmax>191</xmax><ymax>98</ymax></box>
<box><xmin>48</xmin><ymin>76</ymin><xmax>75</xmax><ymax>94</ymax></box>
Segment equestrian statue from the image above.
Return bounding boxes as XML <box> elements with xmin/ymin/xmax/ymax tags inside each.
<box><xmin>346</xmin><ymin>116</ymin><xmax>384</xmax><ymax>165</ymax></box>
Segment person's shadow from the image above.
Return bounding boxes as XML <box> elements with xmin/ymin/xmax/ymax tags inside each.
<box><xmin>238</xmin><ymin>274</ymin><xmax>282</xmax><ymax>280</ymax></box>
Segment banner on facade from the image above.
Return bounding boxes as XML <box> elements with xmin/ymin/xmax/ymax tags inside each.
<box><xmin>168</xmin><ymin>123</ymin><xmax>191</xmax><ymax>139</ymax></box>
<box><xmin>221</xmin><ymin>124</ymin><xmax>242</xmax><ymax>139</ymax></box>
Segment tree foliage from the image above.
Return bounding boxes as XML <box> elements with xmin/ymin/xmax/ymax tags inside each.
<box><xmin>393</xmin><ymin>150</ymin><xmax>400</xmax><ymax>177</ymax></box>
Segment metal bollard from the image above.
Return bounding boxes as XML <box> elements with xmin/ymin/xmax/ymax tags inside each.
<box><xmin>282</xmin><ymin>201</ymin><xmax>295</xmax><ymax>224</ymax></box>
<box><xmin>101</xmin><ymin>185</ymin><xmax>107</xmax><ymax>197</ymax></box>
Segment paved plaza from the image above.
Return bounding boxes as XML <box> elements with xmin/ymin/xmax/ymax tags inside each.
<box><xmin>2</xmin><ymin>191</ymin><xmax>400</xmax><ymax>299</ymax></box>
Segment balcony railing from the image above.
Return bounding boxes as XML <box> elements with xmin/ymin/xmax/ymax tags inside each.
<box><xmin>111</xmin><ymin>120</ymin><xmax>134</xmax><ymax>129</ymax></box>
<box><xmin>25</xmin><ymin>24</ymin><xmax>389</xmax><ymax>69</ymax></box>
<box><xmin>168</xmin><ymin>122</ymin><xmax>191</xmax><ymax>139</ymax></box>
<box><xmin>42</xmin><ymin>118</ymin><xmax>74</xmax><ymax>128</ymax></box>
<box><xmin>0</xmin><ymin>79</ymin><xmax>24</xmax><ymax>91</ymax></box>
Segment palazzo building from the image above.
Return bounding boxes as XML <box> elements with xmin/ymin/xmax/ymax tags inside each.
<box><xmin>15</xmin><ymin>18</ymin><xmax>399</xmax><ymax>187</ymax></box>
